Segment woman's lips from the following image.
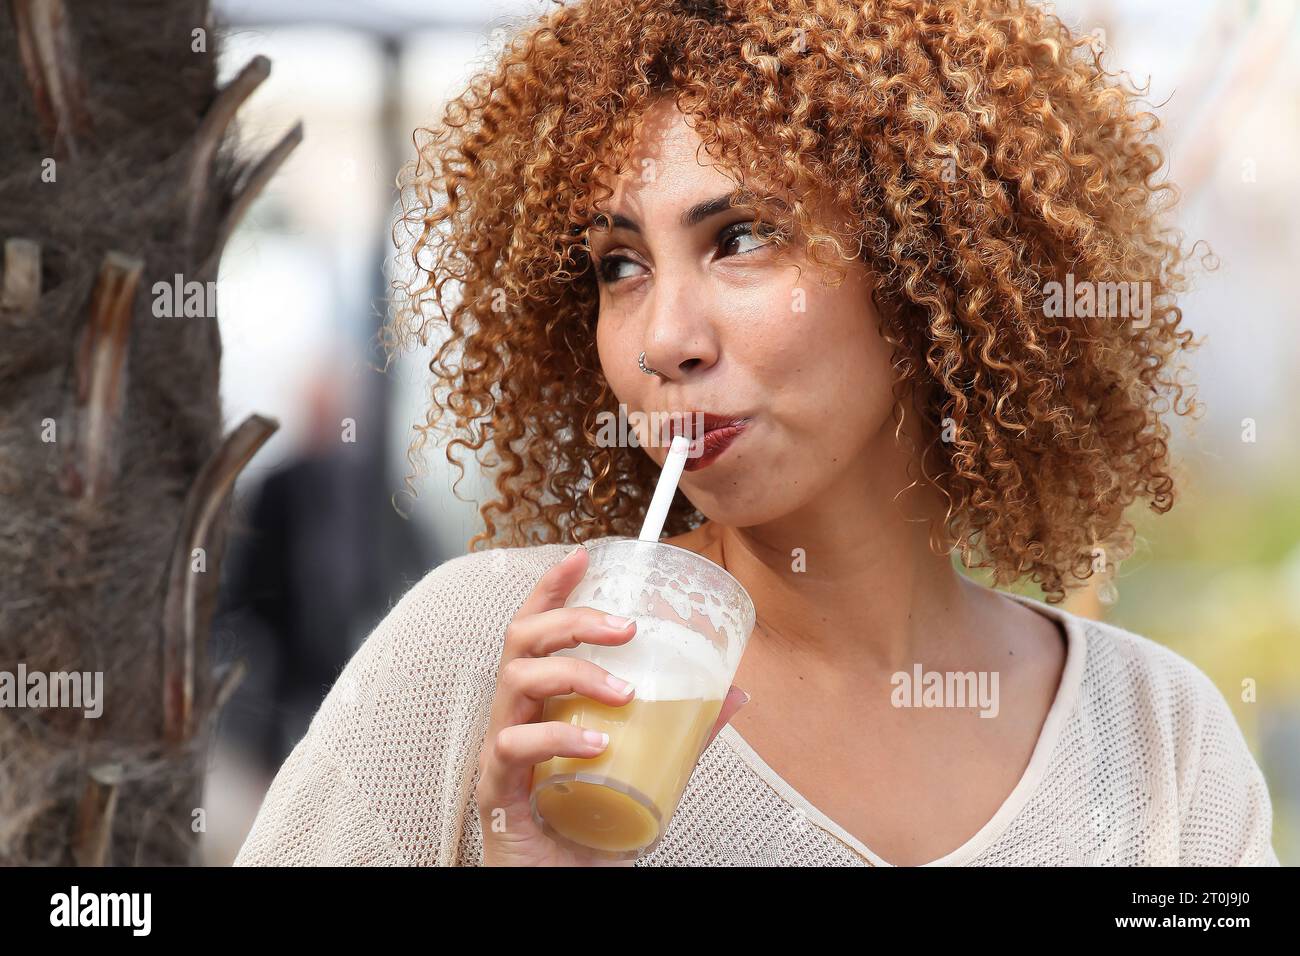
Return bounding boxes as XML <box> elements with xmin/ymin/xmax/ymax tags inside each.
<box><xmin>683</xmin><ymin>420</ymin><xmax>750</xmax><ymax>472</ymax></box>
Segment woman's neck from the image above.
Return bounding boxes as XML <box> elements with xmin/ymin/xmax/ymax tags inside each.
<box><xmin>687</xmin><ymin>495</ymin><xmax>977</xmax><ymax>677</ymax></box>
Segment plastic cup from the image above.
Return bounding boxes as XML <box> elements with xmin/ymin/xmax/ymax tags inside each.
<box><xmin>529</xmin><ymin>537</ymin><xmax>755</xmax><ymax>861</ymax></box>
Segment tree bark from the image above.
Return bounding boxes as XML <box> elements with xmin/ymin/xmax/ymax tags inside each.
<box><xmin>0</xmin><ymin>0</ymin><xmax>294</xmax><ymax>865</ymax></box>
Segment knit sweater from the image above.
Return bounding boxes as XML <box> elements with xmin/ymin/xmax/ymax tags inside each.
<box><xmin>233</xmin><ymin>535</ymin><xmax>1280</xmax><ymax>866</ymax></box>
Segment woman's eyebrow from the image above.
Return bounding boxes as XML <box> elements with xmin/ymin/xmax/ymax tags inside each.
<box><xmin>588</xmin><ymin>189</ymin><xmax>779</xmax><ymax>235</ymax></box>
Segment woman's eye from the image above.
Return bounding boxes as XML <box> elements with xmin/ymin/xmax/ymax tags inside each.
<box><xmin>719</xmin><ymin>220</ymin><xmax>778</xmax><ymax>257</ymax></box>
<box><xmin>596</xmin><ymin>255</ymin><xmax>639</xmax><ymax>284</ymax></box>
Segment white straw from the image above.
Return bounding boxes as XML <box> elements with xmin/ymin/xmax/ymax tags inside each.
<box><xmin>638</xmin><ymin>434</ymin><xmax>691</xmax><ymax>542</ymax></box>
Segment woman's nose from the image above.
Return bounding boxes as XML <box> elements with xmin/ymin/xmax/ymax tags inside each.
<box><xmin>637</xmin><ymin>268</ymin><xmax>719</xmax><ymax>380</ymax></box>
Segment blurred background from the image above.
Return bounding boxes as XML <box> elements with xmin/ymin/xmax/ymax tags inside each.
<box><xmin>200</xmin><ymin>0</ymin><xmax>1300</xmax><ymax>865</ymax></box>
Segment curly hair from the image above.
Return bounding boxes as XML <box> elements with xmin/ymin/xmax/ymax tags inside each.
<box><xmin>384</xmin><ymin>0</ymin><xmax>1206</xmax><ymax>604</ymax></box>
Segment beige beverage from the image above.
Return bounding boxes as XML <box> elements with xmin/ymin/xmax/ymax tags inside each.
<box><xmin>533</xmin><ymin>692</ymin><xmax>724</xmax><ymax>853</ymax></box>
<box><xmin>529</xmin><ymin>537</ymin><xmax>753</xmax><ymax>860</ymax></box>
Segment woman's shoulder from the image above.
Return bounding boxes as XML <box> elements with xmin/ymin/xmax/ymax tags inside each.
<box><xmin>399</xmin><ymin>539</ymin><xmax>579</xmax><ymax>634</ymax></box>
<box><xmin>1003</xmin><ymin>590</ymin><xmax>1236</xmax><ymax>730</ymax></box>
<box><xmin>1052</xmin><ymin>603</ymin><xmax>1273</xmax><ymax>832</ymax></box>
<box><xmin>292</xmin><ymin>536</ymin><xmax>602</xmax><ymax>771</ymax></box>
<box><xmin>1065</xmin><ymin>604</ymin><xmax>1242</xmax><ymax>730</ymax></box>
<box><xmin>242</xmin><ymin>536</ymin><xmax>612</xmax><ymax>866</ymax></box>
<box><xmin>1008</xmin><ymin>593</ymin><xmax>1259</xmax><ymax>778</ymax></box>
<box><xmin>363</xmin><ymin>536</ymin><xmax>618</xmax><ymax>686</ymax></box>
<box><xmin>1009</xmin><ymin>596</ymin><xmax>1277</xmax><ymax>864</ymax></box>
<box><xmin>405</xmin><ymin>533</ymin><xmax>625</xmax><ymax>605</ymax></box>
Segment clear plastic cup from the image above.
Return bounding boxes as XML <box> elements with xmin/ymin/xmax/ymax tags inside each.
<box><xmin>529</xmin><ymin>537</ymin><xmax>755</xmax><ymax>861</ymax></box>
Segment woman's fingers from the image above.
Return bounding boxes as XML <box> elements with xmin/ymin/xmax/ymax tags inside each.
<box><xmin>480</xmin><ymin>655</ymin><xmax>634</xmax><ymax>802</ymax></box>
<box><xmin>477</xmin><ymin>719</ymin><xmax>610</xmax><ymax>818</ymax></box>
<box><xmin>504</xmin><ymin>605</ymin><xmax>637</xmax><ymax>658</ymax></box>
<box><xmin>494</xmin><ymin>654</ymin><xmax>635</xmax><ymax>730</ymax></box>
<box><xmin>703</xmin><ymin>684</ymin><xmax>750</xmax><ymax>750</ymax></box>
<box><xmin>512</xmin><ymin>545</ymin><xmax>589</xmax><ymax>622</ymax></box>
<box><xmin>494</xmin><ymin>719</ymin><xmax>611</xmax><ymax>768</ymax></box>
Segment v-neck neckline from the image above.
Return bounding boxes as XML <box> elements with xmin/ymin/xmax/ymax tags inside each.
<box><xmin>715</xmin><ymin>590</ymin><xmax>1088</xmax><ymax>867</ymax></box>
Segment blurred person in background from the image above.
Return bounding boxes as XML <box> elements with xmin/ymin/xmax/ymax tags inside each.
<box><xmin>208</xmin><ymin>345</ymin><xmax>433</xmax><ymax>854</ymax></box>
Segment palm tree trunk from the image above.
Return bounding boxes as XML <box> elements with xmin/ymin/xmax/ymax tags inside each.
<box><xmin>0</xmin><ymin>0</ymin><xmax>297</xmax><ymax>865</ymax></box>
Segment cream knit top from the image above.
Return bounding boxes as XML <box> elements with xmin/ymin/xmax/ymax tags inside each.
<box><xmin>233</xmin><ymin>536</ymin><xmax>1280</xmax><ymax>866</ymax></box>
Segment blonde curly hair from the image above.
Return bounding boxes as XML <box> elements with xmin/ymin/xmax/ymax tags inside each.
<box><xmin>384</xmin><ymin>0</ymin><xmax>1206</xmax><ymax>604</ymax></box>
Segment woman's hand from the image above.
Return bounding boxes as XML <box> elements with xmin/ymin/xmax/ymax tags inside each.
<box><xmin>475</xmin><ymin>544</ymin><xmax>748</xmax><ymax>866</ymax></box>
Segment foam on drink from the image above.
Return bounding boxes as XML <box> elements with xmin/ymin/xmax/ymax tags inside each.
<box><xmin>585</xmin><ymin>613</ymin><xmax>731</xmax><ymax>700</ymax></box>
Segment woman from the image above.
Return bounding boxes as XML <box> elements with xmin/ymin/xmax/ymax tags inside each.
<box><xmin>235</xmin><ymin>0</ymin><xmax>1277</xmax><ymax>866</ymax></box>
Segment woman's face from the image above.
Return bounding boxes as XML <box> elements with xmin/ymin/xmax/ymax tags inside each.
<box><xmin>591</xmin><ymin>97</ymin><xmax>903</xmax><ymax>528</ymax></box>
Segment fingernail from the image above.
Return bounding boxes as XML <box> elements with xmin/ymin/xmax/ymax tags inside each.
<box><xmin>566</xmin><ymin>545</ymin><xmax>584</xmax><ymax>561</ymax></box>
<box><xmin>604</xmin><ymin>614</ymin><xmax>632</xmax><ymax>629</ymax></box>
<box><xmin>605</xmin><ymin>673</ymin><xmax>634</xmax><ymax>695</ymax></box>
<box><xmin>582</xmin><ymin>729</ymin><xmax>609</xmax><ymax>748</ymax></box>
